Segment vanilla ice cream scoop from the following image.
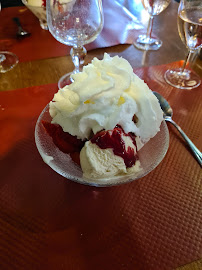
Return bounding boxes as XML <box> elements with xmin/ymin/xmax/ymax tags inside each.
<box><xmin>49</xmin><ymin>53</ymin><xmax>163</xmax><ymax>144</ymax></box>
<box><xmin>80</xmin><ymin>134</ymin><xmax>141</xmax><ymax>179</ymax></box>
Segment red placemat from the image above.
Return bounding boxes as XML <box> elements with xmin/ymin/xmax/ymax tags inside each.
<box><xmin>0</xmin><ymin>63</ymin><xmax>201</xmax><ymax>270</ymax></box>
<box><xmin>0</xmin><ymin>1</ymin><xmax>144</xmax><ymax>62</ymax></box>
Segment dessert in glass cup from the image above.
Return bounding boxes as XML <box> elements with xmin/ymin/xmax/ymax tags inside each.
<box><xmin>35</xmin><ymin>54</ymin><xmax>169</xmax><ymax>186</ymax></box>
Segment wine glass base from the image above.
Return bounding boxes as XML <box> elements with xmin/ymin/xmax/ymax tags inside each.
<box><xmin>164</xmin><ymin>68</ymin><xmax>201</xmax><ymax>90</ymax></box>
<box><xmin>0</xmin><ymin>52</ymin><xmax>18</xmax><ymax>73</ymax></box>
<box><xmin>58</xmin><ymin>72</ymin><xmax>73</xmax><ymax>89</ymax></box>
<box><xmin>134</xmin><ymin>35</ymin><xmax>162</xmax><ymax>51</ymax></box>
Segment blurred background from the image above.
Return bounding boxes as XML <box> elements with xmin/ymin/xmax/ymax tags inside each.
<box><xmin>1</xmin><ymin>0</ymin><xmax>23</xmax><ymax>8</ymax></box>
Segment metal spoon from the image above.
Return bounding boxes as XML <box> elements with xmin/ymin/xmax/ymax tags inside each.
<box><xmin>13</xmin><ymin>17</ymin><xmax>30</xmax><ymax>37</ymax></box>
<box><xmin>153</xmin><ymin>91</ymin><xmax>202</xmax><ymax>167</ymax></box>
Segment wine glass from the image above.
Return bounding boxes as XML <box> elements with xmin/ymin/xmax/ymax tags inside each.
<box><xmin>134</xmin><ymin>0</ymin><xmax>171</xmax><ymax>51</ymax></box>
<box><xmin>0</xmin><ymin>2</ymin><xmax>18</xmax><ymax>72</ymax></box>
<box><xmin>164</xmin><ymin>0</ymin><xmax>202</xmax><ymax>90</ymax></box>
<box><xmin>0</xmin><ymin>52</ymin><xmax>18</xmax><ymax>73</ymax></box>
<box><xmin>46</xmin><ymin>0</ymin><xmax>104</xmax><ymax>89</ymax></box>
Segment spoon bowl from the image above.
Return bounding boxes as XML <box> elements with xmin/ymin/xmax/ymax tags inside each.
<box><xmin>153</xmin><ymin>91</ymin><xmax>202</xmax><ymax>166</ymax></box>
<box><xmin>152</xmin><ymin>91</ymin><xmax>172</xmax><ymax>118</ymax></box>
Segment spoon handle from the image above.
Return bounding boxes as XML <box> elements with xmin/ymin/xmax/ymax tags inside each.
<box><xmin>165</xmin><ymin>117</ymin><xmax>202</xmax><ymax>167</ymax></box>
<box><xmin>13</xmin><ymin>17</ymin><xmax>22</xmax><ymax>28</ymax></box>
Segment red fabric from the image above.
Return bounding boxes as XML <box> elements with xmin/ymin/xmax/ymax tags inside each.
<box><xmin>0</xmin><ymin>1</ymin><xmax>144</xmax><ymax>62</ymax></box>
<box><xmin>0</xmin><ymin>63</ymin><xmax>201</xmax><ymax>270</ymax></box>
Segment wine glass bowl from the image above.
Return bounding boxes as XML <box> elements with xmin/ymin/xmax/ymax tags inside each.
<box><xmin>164</xmin><ymin>0</ymin><xmax>202</xmax><ymax>90</ymax></box>
<box><xmin>134</xmin><ymin>0</ymin><xmax>171</xmax><ymax>51</ymax></box>
<box><xmin>141</xmin><ymin>0</ymin><xmax>170</xmax><ymax>16</ymax></box>
<box><xmin>47</xmin><ymin>0</ymin><xmax>104</xmax><ymax>89</ymax></box>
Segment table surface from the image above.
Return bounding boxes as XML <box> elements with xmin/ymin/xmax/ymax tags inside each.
<box><xmin>0</xmin><ymin>1</ymin><xmax>201</xmax><ymax>270</ymax></box>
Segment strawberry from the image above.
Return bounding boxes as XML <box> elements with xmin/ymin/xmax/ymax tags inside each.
<box><xmin>42</xmin><ymin>121</ymin><xmax>85</xmax><ymax>154</ymax></box>
<box><xmin>91</xmin><ymin>125</ymin><xmax>138</xmax><ymax>168</ymax></box>
<box><xmin>70</xmin><ymin>152</ymin><xmax>80</xmax><ymax>166</ymax></box>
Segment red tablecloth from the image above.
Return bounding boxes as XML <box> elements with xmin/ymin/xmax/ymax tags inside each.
<box><xmin>0</xmin><ymin>1</ymin><xmax>144</xmax><ymax>62</ymax></box>
<box><xmin>0</xmin><ymin>62</ymin><xmax>201</xmax><ymax>270</ymax></box>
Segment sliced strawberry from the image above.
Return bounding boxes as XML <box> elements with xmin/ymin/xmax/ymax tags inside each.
<box><xmin>42</xmin><ymin>120</ymin><xmax>57</xmax><ymax>137</ymax></box>
<box><xmin>70</xmin><ymin>152</ymin><xmax>80</xmax><ymax>166</ymax></box>
<box><xmin>90</xmin><ymin>129</ymin><xmax>107</xmax><ymax>142</ymax></box>
<box><xmin>42</xmin><ymin>121</ymin><xmax>85</xmax><ymax>154</ymax></box>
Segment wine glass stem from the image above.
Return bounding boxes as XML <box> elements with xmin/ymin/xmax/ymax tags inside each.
<box><xmin>181</xmin><ymin>50</ymin><xmax>193</xmax><ymax>72</ymax></box>
<box><xmin>146</xmin><ymin>15</ymin><xmax>154</xmax><ymax>39</ymax></box>
<box><xmin>70</xmin><ymin>46</ymin><xmax>87</xmax><ymax>75</ymax></box>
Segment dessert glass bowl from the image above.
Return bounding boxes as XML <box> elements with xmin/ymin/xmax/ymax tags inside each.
<box><xmin>35</xmin><ymin>105</ymin><xmax>169</xmax><ymax>187</ymax></box>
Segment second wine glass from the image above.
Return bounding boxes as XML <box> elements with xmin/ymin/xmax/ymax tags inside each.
<box><xmin>164</xmin><ymin>0</ymin><xmax>202</xmax><ymax>90</ymax></box>
<box><xmin>47</xmin><ymin>0</ymin><xmax>103</xmax><ymax>89</ymax></box>
<box><xmin>134</xmin><ymin>0</ymin><xmax>171</xmax><ymax>51</ymax></box>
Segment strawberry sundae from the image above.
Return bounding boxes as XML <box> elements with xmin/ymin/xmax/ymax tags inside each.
<box><xmin>43</xmin><ymin>54</ymin><xmax>163</xmax><ymax>180</ymax></box>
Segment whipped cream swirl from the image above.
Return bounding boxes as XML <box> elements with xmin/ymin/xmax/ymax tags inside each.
<box><xmin>49</xmin><ymin>53</ymin><xmax>163</xmax><ymax>142</ymax></box>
